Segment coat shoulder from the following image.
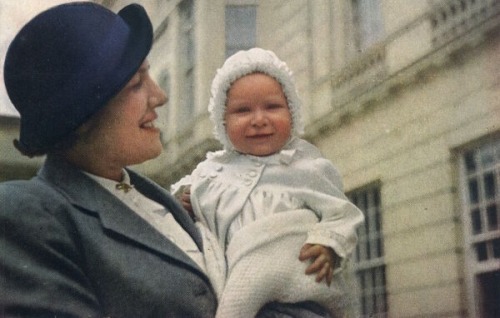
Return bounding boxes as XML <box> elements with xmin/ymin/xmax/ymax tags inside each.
<box><xmin>0</xmin><ymin>178</ymin><xmax>67</xmax><ymax>208</ymax></box>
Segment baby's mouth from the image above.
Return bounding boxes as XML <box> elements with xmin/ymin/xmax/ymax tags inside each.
<box><xmin>248</xmin><ymin>133</ymin><xmax>272</xmax><ymax>139</ymax></box>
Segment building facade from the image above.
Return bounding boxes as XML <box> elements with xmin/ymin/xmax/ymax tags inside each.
<box><xmin>1</xmin><ymin>0</ymin><xmax>498</xmax><ymax>317</ymax></box>
<box><xmin>0</xmin><ymin>116</ymin><xmax>43</xmax><ymax>182</ymax></box>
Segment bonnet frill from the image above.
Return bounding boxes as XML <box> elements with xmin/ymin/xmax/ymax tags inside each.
<box><xmin>208</xmin><ymin>48</ymin><xmax>304</xmax><ymax>151</ymax></box>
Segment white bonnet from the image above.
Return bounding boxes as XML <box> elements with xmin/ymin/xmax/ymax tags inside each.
<box><xmin>208</xmin><ymin>47</ymin><xmax>304</xmax><ymax>150</ymax></box>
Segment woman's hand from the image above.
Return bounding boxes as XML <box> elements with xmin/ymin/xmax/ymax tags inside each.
<box><xmin>299</xmin><ymin>243</ymin><xmax>339</xmax><ymax>286</ymax></box>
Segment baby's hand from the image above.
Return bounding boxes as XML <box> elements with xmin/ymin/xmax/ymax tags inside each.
<box><xmin>176</xmin><ymin>186</ymin><xmax>195</xmax><ymax>219</ymax></box>
<box><xmin>299</xmin><ymin>243</ymin><xmax>339</xmax><ymax>286</ymax></box>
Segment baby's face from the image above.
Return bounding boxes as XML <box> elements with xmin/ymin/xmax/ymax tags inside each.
<box><xmin>224</xmin><ymin>73</ymin><xmax>292</xmax><ymax>156</ymax></box>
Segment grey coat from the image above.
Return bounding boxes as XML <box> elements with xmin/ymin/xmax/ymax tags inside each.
<box><xmin>0</xmin><ymin>155</ymin><xmax>217</xmax><ymax>317</ymax></box>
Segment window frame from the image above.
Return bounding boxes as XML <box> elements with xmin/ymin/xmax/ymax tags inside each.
<box><xmin>350</xmin><ymin>0</ymin><xmax>385</xmax><ymax>53</ymax></box>
<box><xmin>177</xmin><ymin>0</ymin><xmax>195</xmax><ymax>131</ymax></box>
<box><xmin>224</xmin><ymin>3</ymin><xmax>257</xmax><ymax>58</ymax></box>
<box><xmin>458</xmin><ymin>136</ymin><xmax>500</xmax><ymax>318</ymax></box>
<box><xmin>348</xmin><ymin>181</ymin><xmax>388</xmax><ymax>318</ymax></box>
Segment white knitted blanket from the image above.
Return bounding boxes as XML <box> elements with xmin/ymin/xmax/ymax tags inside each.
<box><xmin>200</xmin><ymin>209</ymin><xmax>354</xmax><ymax>318</ymax></box>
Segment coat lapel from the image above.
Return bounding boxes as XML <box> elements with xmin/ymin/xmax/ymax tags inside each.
<box><xmin>38</xmin><ymin>155</ymin><xmax>204</xmax><ymax>273</ymax></box>
<box><xmin>128</xmin><ymin>169</ymin><xmax>203</xmax><ymax>249</ymax></box>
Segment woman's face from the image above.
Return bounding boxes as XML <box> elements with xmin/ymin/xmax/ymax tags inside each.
<box><xmin>79</xmin><ymin>60</ymin><xmax>167</xmax><ymax>168</ymax></box>
<box><xmin>224</xmin><ymin>73</ymin><xmax>292</xmax><ymax>156</ymax></box>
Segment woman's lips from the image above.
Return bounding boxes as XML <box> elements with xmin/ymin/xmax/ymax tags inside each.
<box><xmin>141</xmin><ymin>121</ymin><xmax>155</xmax><ymax>128</ymax></box>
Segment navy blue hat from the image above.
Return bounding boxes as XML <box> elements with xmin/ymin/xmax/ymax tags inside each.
<box><xmin>3</xmin><ymin>2</ymin><xmax>153</xmax><ymax>154</ymax></box>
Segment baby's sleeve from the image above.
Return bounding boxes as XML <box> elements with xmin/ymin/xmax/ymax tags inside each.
<box><xmin>170</xmin><ymin>151</ymin><xmax>223</xmax><ymax>196</ymax></box>
<box><xmin>302</xmin><ymin>158</ymin><xmax>365</xmax><ymax>259</ymax></box>
<box><xmin>170</xmin><ymin>174</ymin><xmax>193</xmax><ymax>197</ymax></box>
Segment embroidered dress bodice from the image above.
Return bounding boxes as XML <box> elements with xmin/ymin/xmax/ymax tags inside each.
<box><xmin>196</xmin><ymin>150</ymin><xmax>303</xmax><ymax>245</ymax></box>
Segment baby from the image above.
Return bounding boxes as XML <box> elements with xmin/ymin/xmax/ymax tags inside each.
<box><xmin>172</xmin><ymin>48</ymin><xmax>364</xmax><ymax>318</ymax></box>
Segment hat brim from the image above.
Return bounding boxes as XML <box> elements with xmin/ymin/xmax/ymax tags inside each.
<box><xmin>105</xmin><ymin>4</ymin><xmax>153</xmax><ymax>104</ymax></box>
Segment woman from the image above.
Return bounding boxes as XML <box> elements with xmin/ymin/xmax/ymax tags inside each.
<box><xmin>0</xmin><ymin>2</ymin><xmax>216</xmax><ymax>317</ymax></box>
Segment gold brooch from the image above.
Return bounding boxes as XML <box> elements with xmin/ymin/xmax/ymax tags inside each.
<box><xmin>116</xmin><ymin>183</ymin><xmax>134</xmax><ymax>193</ymax></box>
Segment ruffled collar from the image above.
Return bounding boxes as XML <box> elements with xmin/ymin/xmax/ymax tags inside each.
<box><xmin>243</xmin><ymin>148</ymin><xmax>296</xmax><ymax>165</ymax></box>
<box><xmin>210</xmin><ymin>137</ymin><xmax>299</xmax><ymax>165</ymax></box>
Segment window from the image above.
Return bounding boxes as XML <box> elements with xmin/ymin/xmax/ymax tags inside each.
<box><xmin>460</xmin><ymin>138</ymin><xmax>500</xmax><ymax>318</ymax></box>
<box><xmin>348</xmin><ymin>183</ymin><xmax>387</xmax><ymax>318</ymax></box>
<box><xmin>178</xmin><ymin>0</ymin><xmax>195</xmax><ymax>130</ymax></box>
<box><xmin>225</xmin><ymin>4</ymin><xmax>256</xmax><ymax>58</ymax></box>
<box><xmin>352</xmin><ymin>0</ymin><xmax>384</xmax><ymax>52</ymax></box>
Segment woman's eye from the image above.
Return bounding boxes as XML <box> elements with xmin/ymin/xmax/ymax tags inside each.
<box><xmin>132</xmin><ymin>80</ymin><xmax>144</xmax><ymax>90</ymax></box>
<box><xmin>127</xmin><ymin>73</ymin><xmax>143</xmax><ymax>90</ymax></box>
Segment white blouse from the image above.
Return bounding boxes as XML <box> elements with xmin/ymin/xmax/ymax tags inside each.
<box><xmin>86</xmin><ymin>170</ymin><xmax>206</xmax><ymax>271</ymax></box>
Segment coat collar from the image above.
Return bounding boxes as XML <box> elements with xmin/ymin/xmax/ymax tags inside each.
<box><xmin>38</xmin><ymin>155</ymin><xmax>204</xmax><ymax>273</ymax></box>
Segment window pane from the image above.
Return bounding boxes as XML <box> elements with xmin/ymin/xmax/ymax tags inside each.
<box><xmin>471</xmin><ymin>209</ymin><xmax>482</xmax><ymax>234</ymax></box>
<box><xmin>361</xmin><ymin>295</ymin><xmax>367</xmax><ymax>314</ymax></box>
<box><xmin>178</xmin><ymin>0</ymin><xmax>195</xmax><ymax>128</ymax></box>
<box><xmin>478</xmin><ymin>271</ymin><xmax>500</xmax><ymax>317</ymax></box>
<box><xmin>377</xmin><ymin>236</ymin><xmax>383</xmax><ymax>258</ymax></box>
<box><xmin>464</xmin><ymin>151</ymin><xmax>476</xmax><ymax>172</ymax></box>
<box><xmin>484</xmin><ymin>172</ymin><xmax>496</xmax><ymax>200</ymax></box>
<box><xmin>496</xmin><ymin>140</ymin><xmax>500</xmax><ymax>161</ymax></box>
<box><xmin>475</xmin><ymin>242</ymin><xmax>488</xmax><ymax>261</ymax></box>
<box><xmin>352</xmin><ymin>0</ymin><xmax>384</xmax><ymax>51</ymax></box>
<box><xmin>469</xmin><ymin>179</ymin><xmax>479</xmax><ymax>204</ymax></box>
<box><xmin>493</xmin><ymin>239</ymin><xmax>500</xmax><ymax>258</ymax></box>
<box><xmin>375</xmin><ymin>206</ymin><xmax>381</xmax><ymax>232</ymax></box>
<box><xmin>225</xmin><ymin>6</ymin><xmax>256</xmax><ymax>57</ymax></box>
<box><xmin>480</xmin><ymin>144</ymin><xmax>495</xmax><ymax>168</ymax></box>
<box><xmin>487</xmin><ymin>204</ymin><xmax>498</xmax><ymax>231</ymax></box>
<box><xmin>366</xmin><ymin>237</ymin><xmax>372</xmax><ymax>260</ymax></box>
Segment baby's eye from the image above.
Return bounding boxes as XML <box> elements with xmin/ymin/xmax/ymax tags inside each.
<box><xmin>233</xmin><ymin>106</ymin><xmax>251</xmax><ymax>113</ymax></box>
<box><xmin>267</xmin><ymin>103</ymin><xmax>285</xmax><ymax>110</ymax></box>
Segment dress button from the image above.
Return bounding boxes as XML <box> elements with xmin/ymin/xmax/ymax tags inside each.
<box><xmin>209</xmin><ymin>172</ymin><xmax>217</xmax><ymax>178</ymax></box>
<box><xmin>248</xmin><ymin>171</ymin><xmax>257</xmax><ymax>177</ymax></box>
<box><xmin>244</xmin><ymin>179</ymin><xmax>252</xmax><ymax>186</ymax></box>
<box><xmin>215</xmin><ymin>165</ymin><xmax>223</xmax><ymax>171</ymax></box>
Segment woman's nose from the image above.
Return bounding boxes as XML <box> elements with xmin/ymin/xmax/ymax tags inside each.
<box><xmin>149</xmin><ymin>79</ymin><xmax>168</xmax><ymax>107</ymax></box>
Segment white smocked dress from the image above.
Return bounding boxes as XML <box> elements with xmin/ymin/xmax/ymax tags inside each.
<box><xmin>171</xmin><ymin>138</ymin><xmax>364</xmax><ymax>318</ymax></box>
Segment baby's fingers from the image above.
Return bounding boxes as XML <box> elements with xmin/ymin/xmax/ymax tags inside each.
<box><xmin>326</xmin><ymin>263</ymin><xmax>333</xmax><ymax>286</ymax></box>
<box><xmin>315</xmin><ymin>262</ymin><xmax>332</xmax><ymax>286</ymax></box>
<box><xmin>305</xmin><ymin>253</ymin><xmax>327</xmax><ymax>274</ymax></box>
